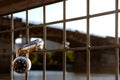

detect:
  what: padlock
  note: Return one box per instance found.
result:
[13,39,44,73]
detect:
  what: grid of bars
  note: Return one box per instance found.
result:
[0,0,118,80]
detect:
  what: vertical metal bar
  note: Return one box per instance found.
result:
[86,0,90,80]
[115,0,119,80]
[43,2,46,80]
[63,0,66,80]
[25,9,29,80]
[26,9,30,56]
[10,14,14,80]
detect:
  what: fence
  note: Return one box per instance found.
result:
[0,0,119,80]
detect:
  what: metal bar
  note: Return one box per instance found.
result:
[1,1,120,80]
[43,2,46,80]
[10,14,14,80]
[25,9,29,80]
[46,9,120,25]
[1,10,120,34]
[35,44,120,53]
[115,0,119,80]
[14,44,120,54]
[63,0,66,80]
[26,9,30,57]
[90,45,119,50]
[86,0,90,80]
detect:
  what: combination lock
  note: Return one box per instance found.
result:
[13,56,31,73]
[13,39,44,73]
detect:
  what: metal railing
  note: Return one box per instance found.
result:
[0,0,119,80]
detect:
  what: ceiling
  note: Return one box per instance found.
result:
[0,0,63,16]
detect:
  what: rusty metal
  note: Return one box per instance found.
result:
[0,0,120,80]
[115,0,119,80]
[1,10,120,34]
[10,14,14,80]
[63,0,66,80]
[86,0,90,80]
[46,9,120,25]
[43,2,46,80]
[25,9,29,80]
[26,9,29,58]
[35,45,120,53]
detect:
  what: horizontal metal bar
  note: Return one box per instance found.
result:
[36,44,120,53]
[0,10,120,34]
[90,45,119,50]
[46,9,120,25]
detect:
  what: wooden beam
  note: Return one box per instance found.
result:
[0,0,63,16]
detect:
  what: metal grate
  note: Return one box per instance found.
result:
[0,0,119,80]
